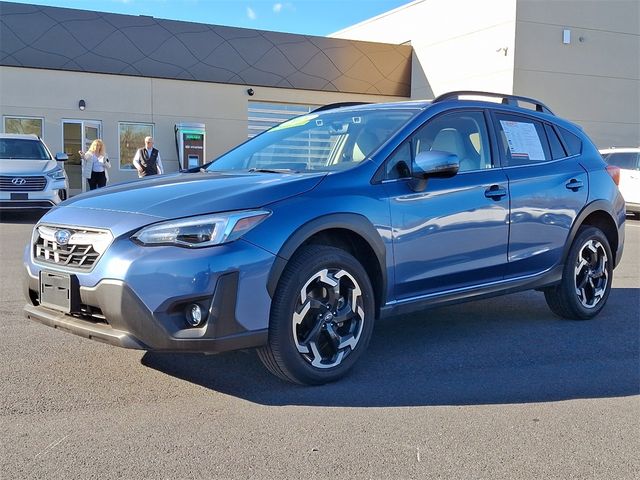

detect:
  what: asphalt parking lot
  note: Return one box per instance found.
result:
[1,212,638,479]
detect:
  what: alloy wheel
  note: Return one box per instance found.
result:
[292,268,365,369]
[574,239,609,309]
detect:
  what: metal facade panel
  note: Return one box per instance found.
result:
[0,1,412,96]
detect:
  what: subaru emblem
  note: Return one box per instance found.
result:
[11,177,26,186]
[54,229,71,245]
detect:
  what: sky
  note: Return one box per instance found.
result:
[7,0,414,36]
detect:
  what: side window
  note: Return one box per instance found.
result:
[544,124,567,160]
[494,113,551,166]
[557,127,582,156]
[385,110,492,180]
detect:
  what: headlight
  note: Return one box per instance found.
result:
[131,210,271,248]
[46,166,66,180]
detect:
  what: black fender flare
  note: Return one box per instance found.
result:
[266,213,387,302]
[562,200,621,267]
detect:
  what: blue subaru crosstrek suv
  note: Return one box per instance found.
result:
[24,91,625,385]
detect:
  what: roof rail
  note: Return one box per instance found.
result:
[312,102,369,113]
[432,91,555,115]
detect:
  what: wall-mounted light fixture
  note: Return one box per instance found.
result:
[78,99,86,111]
[246,88,255,96]
[563,29,571,44]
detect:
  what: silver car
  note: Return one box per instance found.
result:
[0,133,69,210]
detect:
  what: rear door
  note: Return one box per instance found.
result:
[492,111,588,278]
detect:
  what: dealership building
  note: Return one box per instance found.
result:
[1,0,638,193]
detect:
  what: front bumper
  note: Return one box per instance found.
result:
[24,225,275,353]
[24,271,268,353]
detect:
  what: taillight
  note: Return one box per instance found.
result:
[606,165,620,185]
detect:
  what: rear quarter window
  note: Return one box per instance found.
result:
[557,127,582,156]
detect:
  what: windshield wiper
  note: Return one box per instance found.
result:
[248,168,298,174]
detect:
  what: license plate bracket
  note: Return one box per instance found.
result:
[11,193,28,200]
[40,271,80,313]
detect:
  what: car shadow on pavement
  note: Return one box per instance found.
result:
[141,288,639,407]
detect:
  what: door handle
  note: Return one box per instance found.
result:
[565,179,584,191]
[484,185,507,200]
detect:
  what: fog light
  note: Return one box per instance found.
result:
[185,303,204,327]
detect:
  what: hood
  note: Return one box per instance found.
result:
[0,158,58,175]
[61,170,327,218]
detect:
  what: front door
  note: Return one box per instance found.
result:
[383,110,510,301]
[62,120,102,195]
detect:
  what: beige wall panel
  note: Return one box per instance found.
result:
[514,69,640,146]
[514,21,640,79]
[244,85,403,105]
[152,80,246,120]
[516,0,640,35]
[514,69,639,122]
[570,120,640,149]
[0,67,152,113]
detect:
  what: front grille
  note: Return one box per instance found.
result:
[0,200,55,209]
[0,175,47,191]
[33,225,113,271]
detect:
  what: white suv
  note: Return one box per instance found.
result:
[0,134,69,210]
[600,147,640,219]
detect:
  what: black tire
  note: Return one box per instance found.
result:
[544,226,613,320]
[257,245,375,385]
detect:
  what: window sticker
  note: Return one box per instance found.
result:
[500,120,545,161]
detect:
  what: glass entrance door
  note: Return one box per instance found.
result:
[63,120,102,195]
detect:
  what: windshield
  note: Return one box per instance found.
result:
[0,139,50,160]
[207,108,418,173]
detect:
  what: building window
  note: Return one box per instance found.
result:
[119,122,154,170]
[248,102,319,138]
[4,116,44,137]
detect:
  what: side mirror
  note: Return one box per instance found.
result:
[55,152,69,161]
[409,150,459,192]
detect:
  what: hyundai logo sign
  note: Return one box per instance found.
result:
[54,229,71,245]
[11,178,26,186]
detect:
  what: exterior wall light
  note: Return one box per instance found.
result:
[78,99,86,111]
[247,88,255,96]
